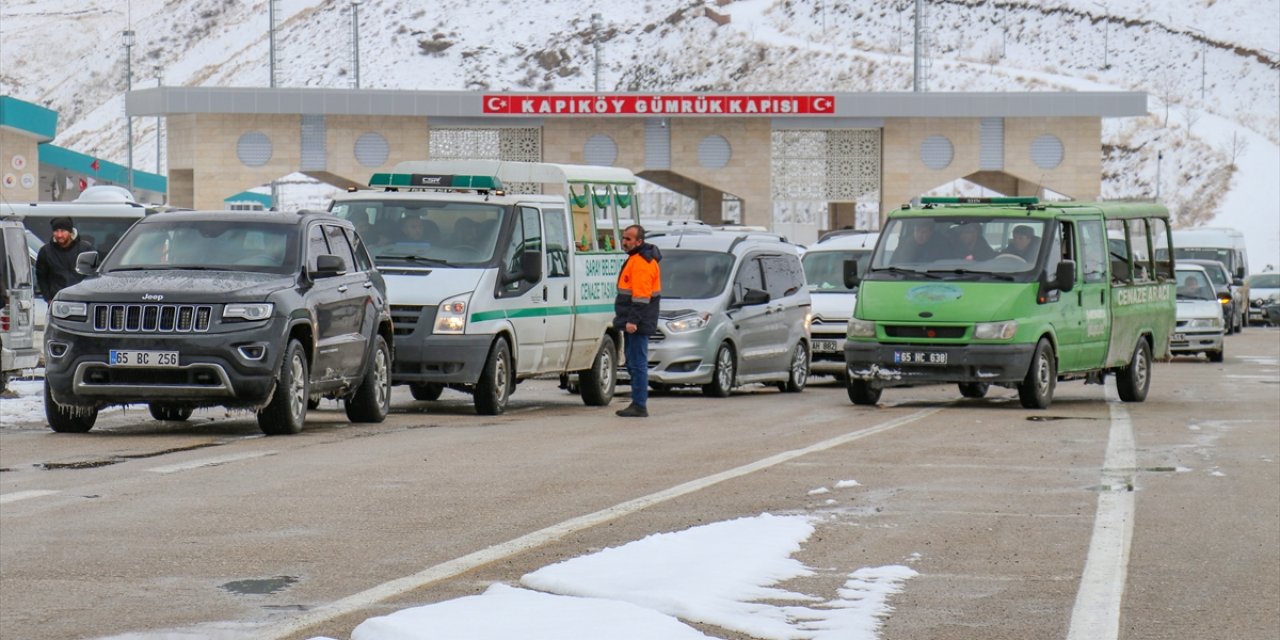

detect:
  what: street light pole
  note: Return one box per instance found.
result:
[592,13,603,93]
[1092,2,1108,69]
[123,29,135,193]
[351,1,362,89]
[155,65,163,176]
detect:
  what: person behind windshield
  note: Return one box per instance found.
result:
[952,222,996,262]
[894,220,951,264]
[1004,225,1040,261]
[1179,274,1209,299]
[401,215,437,245]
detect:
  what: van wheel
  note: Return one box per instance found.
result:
[148,403,193,422]
[702,343,735,398]
[1116,339,1152,402]
[410,382,444,401]
[44,379,97,433]
[579,336,616,407]
[475,338,511,415]
[847,379,882,405]
[778,341,809,393]
[1207,346,1225,363]
[1017,339,1056,409]
[346,335,391,423]
[958,382,989,398]
[258,340,309,435]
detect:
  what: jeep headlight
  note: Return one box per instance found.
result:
[434,293,469,334]
[1186,317,1222,329]
[665,312,710,333]
[847,318,876,338]
[50,300,88,320]
[223,302,274,322]
[974,320,1018,340]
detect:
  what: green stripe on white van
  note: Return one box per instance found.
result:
[470,304,614,323]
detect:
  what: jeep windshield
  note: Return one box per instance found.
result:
[101,220,299,275]
[659,250,735,299]
[867,216,1049,282]
[329,200,505,267]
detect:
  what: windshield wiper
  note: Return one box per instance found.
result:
[376,254,451,266]
[928,268,1017,282]
[871,266,940,279]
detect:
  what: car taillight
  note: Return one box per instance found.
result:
[1,312,9,331]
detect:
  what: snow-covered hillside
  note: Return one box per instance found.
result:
[1,0,1277,266]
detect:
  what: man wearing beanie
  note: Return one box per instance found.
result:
[36,217,95,301]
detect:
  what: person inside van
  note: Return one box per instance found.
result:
[1003,225,1040,261]
[952,222,996,261]
[401,214,438,245]
[35,216,94,300]
[894,220,950,264]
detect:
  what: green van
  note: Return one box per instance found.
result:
[843,198,1175,409]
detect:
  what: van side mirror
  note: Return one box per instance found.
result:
[842,259,861,289]
[737,288,770,307]
[502,250,542,285]
[74,251,100,276]
[312,254,346,278]
[1054,259,1076,292]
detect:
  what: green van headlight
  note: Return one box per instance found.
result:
[847,319,876,337]
[974,320,1018,340]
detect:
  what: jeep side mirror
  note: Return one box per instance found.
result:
[1055,259,1076,293]
[312,254,346,278]
[74,251,100,276]
[842,259,861,289]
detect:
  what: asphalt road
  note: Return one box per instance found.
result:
[1,329,1277,640]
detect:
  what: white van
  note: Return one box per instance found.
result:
[328,160,640,414]
[799,231,879,379]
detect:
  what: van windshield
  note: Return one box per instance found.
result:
[1173,247,1236,274]
[659,250,735,299]
[330,200,506,267]
[802,249,871,292]
[869,217,1048,279]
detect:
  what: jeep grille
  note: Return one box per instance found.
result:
[92,304,213,333]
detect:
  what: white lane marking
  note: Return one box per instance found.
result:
[258,408,940,639]
[1067,391,1136,640]
[0,490,59,505]
[147,451,275,474]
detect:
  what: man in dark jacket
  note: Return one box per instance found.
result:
[613,224,662,418]
[36,216,94,300]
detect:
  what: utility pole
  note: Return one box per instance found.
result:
[351,1,362,89]
[123,29,135,192]
[912,0,923,92]
[592,13,603,93]
[155,65,163,176]
[269,0,280,87]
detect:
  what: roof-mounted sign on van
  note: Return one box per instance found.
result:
[367,173,504,192]
[920,196,1040,205]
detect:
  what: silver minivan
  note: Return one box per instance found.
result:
[639,230,812,396]
[1,217,40,391]
[799,230,879,379]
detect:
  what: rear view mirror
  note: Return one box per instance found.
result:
[74,251,100,276]
[842,259,861,289]
[737,288,770,307]
[312,254,346,278]
[1055,259,1076,293]
[502,250,542,285]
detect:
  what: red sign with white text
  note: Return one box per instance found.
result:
[482,94,836,116]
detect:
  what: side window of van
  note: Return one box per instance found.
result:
[734,255,765,300]
[1148,217,1174,280]
[498,207,543,297]
[1078,220,1107,284]
[1127,219,1154,283]
[543,208,571,278]
[761,255,804,299]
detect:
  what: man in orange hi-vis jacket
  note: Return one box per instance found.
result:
[613,224,662,418]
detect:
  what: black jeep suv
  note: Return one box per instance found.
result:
[43,210,393,435]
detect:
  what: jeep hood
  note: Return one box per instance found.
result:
[856,280,1034,322]
[63,271,296,302]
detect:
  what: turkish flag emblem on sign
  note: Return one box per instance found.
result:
[90,158,100,172]
[78,177,88,191]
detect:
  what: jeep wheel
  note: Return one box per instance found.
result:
[149,403,194,421]
[475,338,512,415]
[778,341,809,393]
[579,336,616,406]
[847,379,882,405]
[44,379,97,433]
[958,382,990,398]
[410,382,444,401]
[258,339,309,435]
[702,342,735,398]
[1017,338,1056,409]
[1116,338,1152,402]
[346,335,391,423]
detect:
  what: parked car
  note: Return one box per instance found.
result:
[42,210,393,434]
[1246,272,1280,325]
[1178,258,1244,333]
[1,217,40,391]
[635,229,812,396]
[799,231,879,379]
[1172,264,1225,362]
